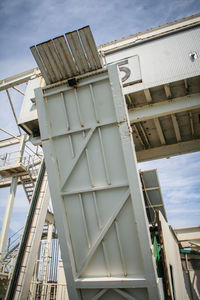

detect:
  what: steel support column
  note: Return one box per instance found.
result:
[0,176,18,261]
[16,134,26,163]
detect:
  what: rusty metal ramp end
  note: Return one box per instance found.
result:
[30,26,103,85]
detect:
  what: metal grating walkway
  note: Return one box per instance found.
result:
[30,26,103,85]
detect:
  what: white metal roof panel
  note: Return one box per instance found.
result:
[53,36,78,77]
[79,26,102,69]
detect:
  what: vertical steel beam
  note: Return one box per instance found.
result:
[144,89,152,103]
[0,176,18,261]
[171,114,181,142]
[154,118,166,145]
[138,122,150,146]
[108,64,163,300]
[16,134,26,163]
[164,84,172,99]
[189,112,194,136]
[35,87,81,300]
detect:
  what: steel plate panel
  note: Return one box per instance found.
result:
[35,66,163,299]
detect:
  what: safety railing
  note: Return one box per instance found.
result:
[0,227,24,277]
[28,282,68,300]
[0,151,41,189]
[6,226,24,254]
[0,150,41,169]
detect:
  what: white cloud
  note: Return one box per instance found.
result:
[139,152,200,228]
[0,0,200,235]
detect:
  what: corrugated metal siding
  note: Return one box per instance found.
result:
[104,26,200,93]
[30,26,103,85]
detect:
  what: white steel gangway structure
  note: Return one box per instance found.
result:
[0,13,200,300]
[0,133,55,298]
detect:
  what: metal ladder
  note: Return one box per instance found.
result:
[6,160,50,300]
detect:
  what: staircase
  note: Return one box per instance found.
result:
[20,170,35,202]
[20,154,41,202]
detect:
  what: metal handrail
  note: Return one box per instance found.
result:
[7,226,23,241]
[0,151,41,180]
[6,227,24,253]
[6,159,46,299]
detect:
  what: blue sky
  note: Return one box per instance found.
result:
[0,0,200,238]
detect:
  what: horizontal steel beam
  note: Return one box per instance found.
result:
[128,93,200,123]
[136,139,200,162]
[75,277,147,288]
[0,68,41,91]
[0,136,21,148]
[174,226,200,249]
[174,226,200,242]
[45,211,55,224]
[0,177,21,188]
